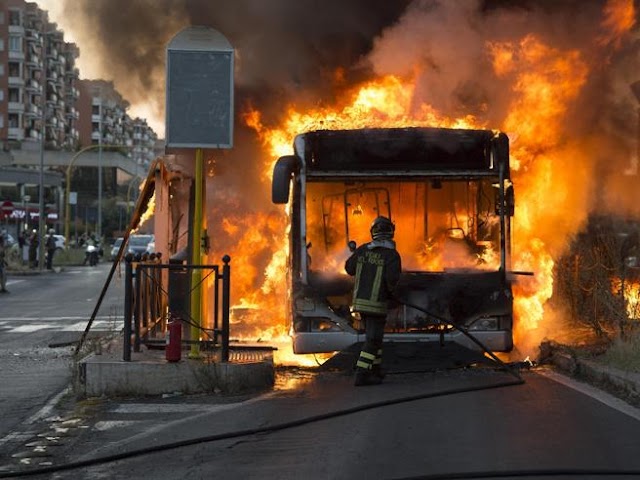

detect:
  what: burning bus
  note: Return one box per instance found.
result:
[272,126,516,354]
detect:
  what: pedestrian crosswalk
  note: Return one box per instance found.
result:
[0,317,123,333]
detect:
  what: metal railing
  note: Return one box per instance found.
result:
[122,253,232,362]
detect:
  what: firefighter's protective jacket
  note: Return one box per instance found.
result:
[345,240,402,315]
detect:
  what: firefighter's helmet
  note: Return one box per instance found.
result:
[370,216,395,240]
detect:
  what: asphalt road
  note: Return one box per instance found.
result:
[4,367,640,480]
[2,264,640,479]
[0,262,124,444]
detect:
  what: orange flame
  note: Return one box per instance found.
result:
[228,0,637,361]
[611,277,640,320]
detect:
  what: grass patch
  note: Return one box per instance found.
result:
[53,248,86,266]
[5,246,87,270]
[599,331,640,373]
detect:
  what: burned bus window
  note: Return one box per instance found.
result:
[305,179,501,273]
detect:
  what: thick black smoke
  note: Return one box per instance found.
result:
[58,0,640,216]
[58,0,411,128]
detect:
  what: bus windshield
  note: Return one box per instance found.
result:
[305,179,501,274]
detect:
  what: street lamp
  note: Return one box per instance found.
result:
[64,144,136,245]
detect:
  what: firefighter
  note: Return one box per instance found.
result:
[345,216,402,386]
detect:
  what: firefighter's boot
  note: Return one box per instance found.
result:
[371,349,385,380]
[354,368,382,386]
[354,347,382,386]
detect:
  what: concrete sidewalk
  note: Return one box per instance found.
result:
[79,344,276,397]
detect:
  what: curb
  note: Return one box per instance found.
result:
[541,342,640,406]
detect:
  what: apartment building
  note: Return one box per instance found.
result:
[0,1,159,239]
[0,0,79,150]
[76,79,158,168]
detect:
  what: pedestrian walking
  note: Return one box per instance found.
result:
[0,233,8,293]
[345,216,402,386]
[28,229,39,269]
[45,229,56,270]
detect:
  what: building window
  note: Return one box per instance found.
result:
[0,90,4,101]
[8,113,20,128]
[0,12,4,24]
[9,36,22,52]
[8,62,21,77]
[0,115,4,128]
[9,10,21,26]
[8,88,20,103]
[0,39,4,52]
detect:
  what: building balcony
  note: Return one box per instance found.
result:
[9,25,25,35]
[8,128,25,141]
[24,104,40,118]
[8,76,25,87]
[25,79,41,93]
[25,29,40,42]
[8,51,26,61]
[26,57,42,70]
[8,102,25,113]
[25,128,41,141]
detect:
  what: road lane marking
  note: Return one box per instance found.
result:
[0,319,122,333]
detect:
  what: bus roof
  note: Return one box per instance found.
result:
[293,127,509,175]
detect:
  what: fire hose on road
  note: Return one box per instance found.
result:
[1,302,530,479]
[4,303,640,478]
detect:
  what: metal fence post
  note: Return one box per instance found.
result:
[214,265,220,345]
[221,255,231,362]
[134,260,141,352]
[123,256,133,361]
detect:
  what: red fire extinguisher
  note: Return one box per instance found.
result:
[166,315,182,362]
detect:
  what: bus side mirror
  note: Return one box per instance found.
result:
[348,240,357,252]
[272,155,300,204]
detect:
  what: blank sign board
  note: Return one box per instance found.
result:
[166,27,234,148]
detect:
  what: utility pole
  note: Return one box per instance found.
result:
[37,31,48,271]
[97,109,103,239]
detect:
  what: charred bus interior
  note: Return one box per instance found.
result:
[273,127,515,354]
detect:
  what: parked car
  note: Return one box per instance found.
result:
[1,231,16,248]
[127,234,154,257]
[110,237,124,261]
[53,234,66,250]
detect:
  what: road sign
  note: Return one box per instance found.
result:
[166,26,234,149]
[1,201,14,215]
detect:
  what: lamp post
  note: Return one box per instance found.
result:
[64,144,135,245]
[37,32,49,271]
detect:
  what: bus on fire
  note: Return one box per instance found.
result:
[271,127,515,354]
